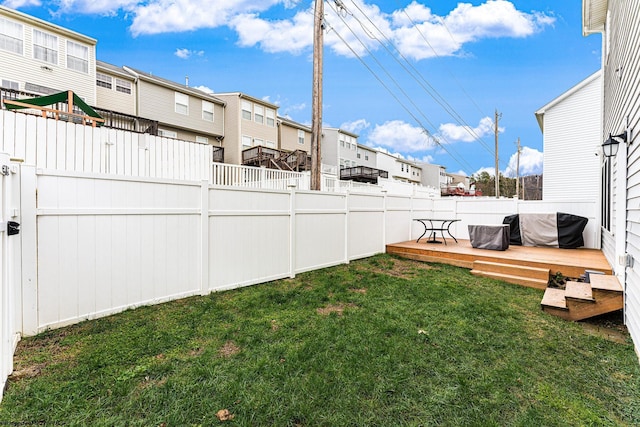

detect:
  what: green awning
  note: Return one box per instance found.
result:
[5,90,104,125]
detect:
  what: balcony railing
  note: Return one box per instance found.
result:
[1,87,160,135]
[242,146,311,172]
[340,166,389,184]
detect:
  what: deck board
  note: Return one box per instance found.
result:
[386,239,611,278]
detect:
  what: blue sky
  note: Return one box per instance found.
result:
[4,0,602,177]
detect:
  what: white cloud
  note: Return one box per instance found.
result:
[406,154,435,164]
[473,166,496,177]
[2,0,41,7]
[473,146,543,178]
[43,1,554,59]
[340,119,370,135]
[504,146,543,177]
[174,48,204,60]
[367,120,436,153]
[193,85,214,94]
[55,0,139,15]
[438,116,498,143]
[231,10,313,54]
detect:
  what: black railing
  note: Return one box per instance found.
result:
[212,146,224,163]
[1,87,159,135]
[340,166,389,183]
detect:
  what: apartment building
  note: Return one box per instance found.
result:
[376,150,422,184]
[214,93,279,165]
[0,5,97,104]
[278,116,311,154]
[120,66,226,146]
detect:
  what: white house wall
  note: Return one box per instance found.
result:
[541,73,602,201]
[599,0,640,356]
[0,7,96,104]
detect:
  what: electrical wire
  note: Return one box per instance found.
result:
[325,1,476,172]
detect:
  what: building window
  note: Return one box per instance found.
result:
[266,140,275,148]
[202,100,214,122]
[158,129,177,138]
[340,159,345,169]
[196,136,209,144]
[175,92,189,115]
[298,130,305,145]
[115,79,131,94]
[33,29,58,65]
[0,18,23,55]
[357,153,361,159]
[254,105,264,124]
[254,138,264,146]
[266,109,275,127]
[1,79,19,90]
[242,101,251,120]
[365,154,369,161]
[242,135,252,147]
[96,72,112,89]
[66,41,88,73]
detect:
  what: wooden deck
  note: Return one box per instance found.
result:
[386,239,612,278]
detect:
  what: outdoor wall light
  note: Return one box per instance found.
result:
[602,131,628,158]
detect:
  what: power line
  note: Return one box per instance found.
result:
[341,0,505,169]
[324,3,475,172]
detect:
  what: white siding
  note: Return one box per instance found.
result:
[600,0,640,357]
[540,72,602,201]
[0,8,96,104]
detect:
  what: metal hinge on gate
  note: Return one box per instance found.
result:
[1,165,9,176]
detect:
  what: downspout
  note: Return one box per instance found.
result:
[122,66,140,117]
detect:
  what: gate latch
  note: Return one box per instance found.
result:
[7,221,19,235]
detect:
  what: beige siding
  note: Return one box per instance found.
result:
[541,73,602,201]
[95,72,136,115]
[137,80,224,138]
[217,95,241,164]
[279,122,311,153]
[603,0,640,355]
[0,9,96,103]
[215,93,278,165]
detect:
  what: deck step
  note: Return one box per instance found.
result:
[541,288,572,320]
[541,287,567,309]
[541,277,624,321]
[470,270,549,289]
[471,261,550,280]
[565,281,594,302]
[471,261,549,289]
[590,274,623,292]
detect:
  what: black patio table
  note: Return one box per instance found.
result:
[413,218,461,245]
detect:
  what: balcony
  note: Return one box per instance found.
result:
[242,146,311,172]
[1,87,159,135]
[340,166,388,184]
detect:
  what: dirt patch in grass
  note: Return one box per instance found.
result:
[349,288,367,294]
[316,303,358,316]
[580,311,629,344]
[9,332,82,382]
[357,257,433,279]
[218,341,241,358]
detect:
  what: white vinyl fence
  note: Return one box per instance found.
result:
[0,110,604,400]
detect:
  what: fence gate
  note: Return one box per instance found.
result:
[0,153,22,400]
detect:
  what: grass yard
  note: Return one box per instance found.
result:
[1,254,639,426]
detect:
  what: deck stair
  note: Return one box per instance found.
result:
[470,260,549,289]
[541,275,623,321]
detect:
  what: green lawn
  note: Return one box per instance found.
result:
[1,255,639,426]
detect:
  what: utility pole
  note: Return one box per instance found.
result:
[515,137,521,198]
[310,0,324,191]
[494,109,501,198]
